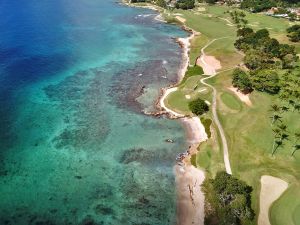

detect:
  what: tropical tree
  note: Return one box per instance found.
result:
[270,114,282,125]
[281,106,289,113]
[294,104,300,112]
[188,98,209,116]
[291,144,300,156]
[272,140,283,156]
[271,128,281,155]
[269,104,281,124]
[291,132,300,156]
[288,99,295,108]
[271,124,289,156]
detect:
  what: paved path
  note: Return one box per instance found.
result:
[199,38,233,174]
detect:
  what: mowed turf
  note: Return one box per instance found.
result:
[210,70,300,224]
[165,75,211,115]
[220,92,242,111]
[163,5,300,224]
[270,184,300,225]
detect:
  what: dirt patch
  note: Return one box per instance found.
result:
[227,86,252,106]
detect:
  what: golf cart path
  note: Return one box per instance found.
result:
[199,38,233,174]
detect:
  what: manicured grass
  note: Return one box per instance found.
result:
[180,65,204,85]
[178,9,236,38]
[189,35,209,65]
[164,89,190,114]
[200,117,212,138]
[165,75,212,115]
[220,92,242,111]
[270,184,300,225]
[164,6,300,224]
[211,70,300,224]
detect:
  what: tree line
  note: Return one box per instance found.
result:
[233,27,298,95]
[241,0,300,13]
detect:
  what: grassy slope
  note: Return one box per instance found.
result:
[270,184,300,225]
[163,4,300,225]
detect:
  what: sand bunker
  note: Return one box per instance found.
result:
[258,175,288,225]
[197,7,206,12]
[176,16,186,24]
[228,86,252,106]
[196,55,221,75]
[185,94,191,99]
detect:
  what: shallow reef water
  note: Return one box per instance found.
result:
[0,0,188,224]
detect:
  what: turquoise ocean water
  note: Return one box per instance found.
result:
[0,1,188,224]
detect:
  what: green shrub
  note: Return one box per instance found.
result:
[175,0,195,10]
[188,98,209,115]
[287,25,300,42]
[232,68,253,94]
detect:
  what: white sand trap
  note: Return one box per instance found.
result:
[205,100,211,106]
[197,7,206,12]
[197,55,221,75]
[228,86,252,106]
[175,16,186,24]
[198,88,207,93]
[185,94,191,99]
[175,165,205,225]
[227,23,234,26]
[258,175,288,225]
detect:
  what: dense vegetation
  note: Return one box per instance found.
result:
[202,171,255,225]
[175,0,195,9]
[188,98,209,115]
[232,68,253,94]
[241,0,300,12]
[130,0,166,8]
[232,26,300,156]
[287,25,300,42]
[234,27,298,95]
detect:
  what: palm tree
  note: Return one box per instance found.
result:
[270,104,281,113]
[271,124,289,156]
[278,123,287,132]
[271,128,281,155]
[272,140,283,156]
[270,114,282,124]
[294,104,300,112]
[291,144,300,156]
[291,132,300,156]
[288,99,295,108]
[281,106,289,113]
[269,104,281,125]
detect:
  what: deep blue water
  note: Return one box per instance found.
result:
[0,1,188,224]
